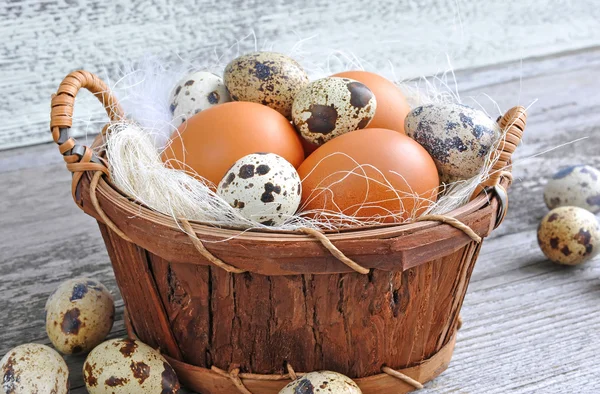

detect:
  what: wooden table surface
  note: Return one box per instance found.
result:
[2,46,600,393]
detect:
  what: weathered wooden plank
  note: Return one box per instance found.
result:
[3,0,600,149]
[1,46,600,393]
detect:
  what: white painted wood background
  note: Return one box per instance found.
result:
[2,0,600,149]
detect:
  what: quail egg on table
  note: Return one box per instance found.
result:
[83,338,180,394]
[224,51,309,119]
[217,153,301,226]
[292,77,377,146]
[1,343,69,394]
[279,371,362,394]
[45,277,115,354]
[544,165,600,213]
[537,206,600,265]
[405,103,500,182]
[170,71,231,125]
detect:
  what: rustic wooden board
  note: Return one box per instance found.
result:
[1,47,600,393]
[3,0,600,149]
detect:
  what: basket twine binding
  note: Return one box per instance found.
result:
[209,362,426,393]
[124,306,463,392]
[51,70,526,392]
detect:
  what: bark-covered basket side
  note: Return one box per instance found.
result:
[106,235,482,378]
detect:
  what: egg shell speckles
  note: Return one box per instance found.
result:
[544,165,600,213]
[278,371,362,394]
[224,51,309,119]
[45,278,115,355]
[292,77,376,145]
[537,206,600,265]
[1,343,69,394]
[83,338,180,394]
[217,153,301,226]
[404,103,500,181]
[170,71,231,126]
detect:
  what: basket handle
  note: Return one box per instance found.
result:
[479,105,527,228]
[485,106,527,187]
[50,70,123,197]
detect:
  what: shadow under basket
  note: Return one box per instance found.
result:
[50,70,527,393]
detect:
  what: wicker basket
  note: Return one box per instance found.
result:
[50,70,526,394]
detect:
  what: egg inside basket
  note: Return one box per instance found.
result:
[106,51,506,233]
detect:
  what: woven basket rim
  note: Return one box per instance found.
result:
[91,133,496,242]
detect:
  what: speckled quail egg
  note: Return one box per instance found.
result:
[292,77,377,145]
[537,206,600,265]
[170,71,231,125]
[1,343,69,394]
[279,371,362,394]
[224,51,309,119]
[544,165,600,213]
[217,153,302,226]
[405,103,500,182]
[45,278,115,354]
[83,338,180,394]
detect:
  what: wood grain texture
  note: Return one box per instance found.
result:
[2,0,600,149]
[1,46,600,393]
[142,242,477,386]
[164,336,457,394]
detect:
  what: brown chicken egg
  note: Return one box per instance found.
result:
[300,137,319,157]
[298,128,439,224]
[161,101,304,186]
[332,70,410,133]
